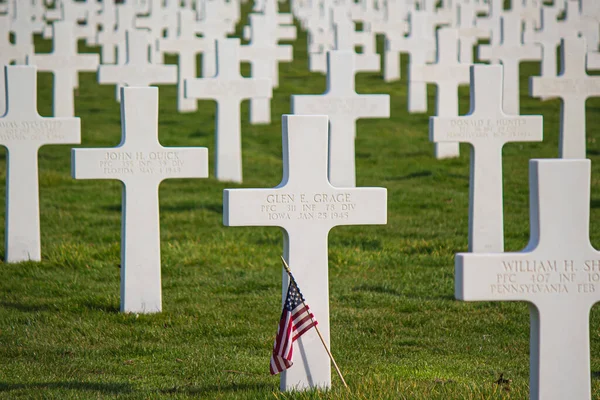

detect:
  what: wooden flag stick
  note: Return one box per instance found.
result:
[280,256,349,389]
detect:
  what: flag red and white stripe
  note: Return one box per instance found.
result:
[269,279,318,375]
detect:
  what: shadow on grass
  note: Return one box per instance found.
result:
[0,301,56,312]
[80,299,120,313]
[591,199,600,209]
[189,130,212,138]
[353,284,402,297]
[102,203,223,214]
[161,382,273,395]
[0,381,133,394]
[385,171,432,181]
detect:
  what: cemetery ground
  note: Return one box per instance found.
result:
[2,17,600,400]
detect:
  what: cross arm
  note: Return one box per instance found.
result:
[185,78,272,101]
[430,114,543,144]
[456,252,600,304]
[223,188,286,228]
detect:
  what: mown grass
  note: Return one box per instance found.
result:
[1,5,600,399]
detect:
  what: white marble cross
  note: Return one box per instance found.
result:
[0,66,80,262]
[479,14,542,115]
[72,87,209,313]
[455,0,490,63]
[224,114,387,391]
[135,0,176,63]
[185,39,272,183]
[158,9,209,113]
[332,9,379,73]
[431,65,543,252]
[8,1,44,64]
[97,2,136,65]
[410,28,471,159]
[195,2,237,78]
[405,11,445,113]
[98,29,177,102]
[28,21,100,117]
[95,0,120,64]
[0,15,24,116]
[456,158,599,400]
[240,14,292,124]
[524,6,568,86]
[530,37,600,159]
[374,0,409,81]
[292,51,390,188]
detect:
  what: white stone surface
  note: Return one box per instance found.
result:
[223,114,387,391]
[240,14,293,124]
[98,29,177,102]
[98,2,136,66]
[72,87,209,313]
[185,39,272,183]
[411,28,470,159]
[0,66,81,262]
[589,52,600,70]
[455,0,490,63]
[9,0,45,64]
[135,0,177,63]
[292,51,389,188]
[456,158,599,400]
[479,14,542,115]
[431,65,543,252]
[28,21,99,117]
[195,0,237,77]
[405,11,444,113]
[530,37,600,159]
[524,6,564,88]
[158,9,209,113]
[0,15,24,116]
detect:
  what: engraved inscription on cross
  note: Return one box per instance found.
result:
[240,14,293,124]
[28,21,100,117]
[479,14,541,115]
[224,114,387,391]
[98,29,177,102]
[291,51,390,188]
[0,66,80,263]
[411,28,471,159]
[185,38,272,183]
[72,87,208,313]
[530,37,600,159]
[456,159,600,400]
[158,9,210,113]
[431,65,543,253]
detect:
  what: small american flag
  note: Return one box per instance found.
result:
[269,277,318,375]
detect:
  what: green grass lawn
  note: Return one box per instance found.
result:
[1,8,600,399]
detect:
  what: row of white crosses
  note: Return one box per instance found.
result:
[0,64,209,313]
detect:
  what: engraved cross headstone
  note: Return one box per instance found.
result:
[185,38,272,183]
[456,158,599,400]
[292,51,390,188]
[158,9,210,112]
[530,37,600,159]
[431,65,543,252]
[411,28,471,159]
[240,14,292,124]
[0,15,23,116]
[224,114,387,391]
[28,21,100,117]
[479,14,542,115]
[98,29,177,102]
[0,66,80,262]
[9,0,44,64]
[72,87,209,313]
